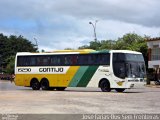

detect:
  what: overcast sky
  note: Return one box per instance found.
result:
[0,0,160,51]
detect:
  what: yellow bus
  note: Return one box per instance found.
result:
[14,49,146,92]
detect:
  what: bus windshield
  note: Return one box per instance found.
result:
[125,54,144,62]
[126,62,146,78]
[113,53,146,79]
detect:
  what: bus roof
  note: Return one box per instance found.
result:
[16,49,141,56]
[110,50,142,54]
[52,49,95,53]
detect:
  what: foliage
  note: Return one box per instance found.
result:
[0,33,38,73]
[5,56,15,74]
[64,48,73,50]
[99,40,116,50]
[78,33,148,67]
[41,49,45,52]
[1,32,149,74]
[79,45,90,49]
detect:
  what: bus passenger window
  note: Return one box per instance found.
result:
[88,55,93,65]
[17,57,24,66]
[64,56,71,65]
[71,56,77,65]
[95,54,100,65]
[30,57,36,66]
[77,55,84,65]
[42,57,50,66]
[51,56,59,65]
[24,57,30,66]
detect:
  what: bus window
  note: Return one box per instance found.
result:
[17,56,23,66]
[88,54,95,65]
[43,56,50,66]
[113,62,125,79]
[97,54,110,65]
[51,56,56,65]
[113,53,125,79]
[71,55,78,65]
[50,55,62,66]
[24,57,30,66]
[30,57,36,66]
[64,55,72,65]
[77,55,88,65]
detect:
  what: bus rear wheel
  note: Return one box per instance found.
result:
[41,79,50,90]
[56,87,66,91]
[31,79,40,90]
[100,80,111,92]
[115,88,125,92]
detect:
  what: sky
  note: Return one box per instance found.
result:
[0,0,160,51]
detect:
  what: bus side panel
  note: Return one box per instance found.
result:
[15,74,59,87]
[15,74,24,86]
[68,66,99,87]
[48,75,58,87]
[57,66,80,87]
[68,66,89,87]
[76,66,99,87]
[14,66,80,87]
[87,66,112,87]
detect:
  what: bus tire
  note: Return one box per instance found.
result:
[56,87,66,91]
[31,79,40,90]
[99,80,111,92]
[41,79,50,90]
[115,88,125,92]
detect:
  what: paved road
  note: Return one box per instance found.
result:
[0,80,160,114]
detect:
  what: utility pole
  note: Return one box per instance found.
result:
[89,20,98,42]
[34,38,38,50]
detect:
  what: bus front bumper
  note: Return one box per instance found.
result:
[124,78,146,89]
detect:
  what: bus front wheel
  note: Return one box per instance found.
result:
[115,88,125,92]
[31,79,40,90]
[100,80,111,92]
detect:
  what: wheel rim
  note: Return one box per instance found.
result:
[41,80,49,90]
[102,82,108,91]
[34,82,38,89]
[100,81,110,92]
[32,81,40,90]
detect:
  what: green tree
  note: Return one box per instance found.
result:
[114,33,145,50]
[79,45,90,49]
[79,41,101,50]
[41,49,45,52]
[114,33,148,67]
[0,33,38,74]
[89,41,101,50]
[78,33,148,67]
[5,56,15,74]
[64,48,73,50]
[99,40,116,50]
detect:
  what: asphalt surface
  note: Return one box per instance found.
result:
[0,80,160,114]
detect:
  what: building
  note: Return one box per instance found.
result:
[147,37,160,81]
